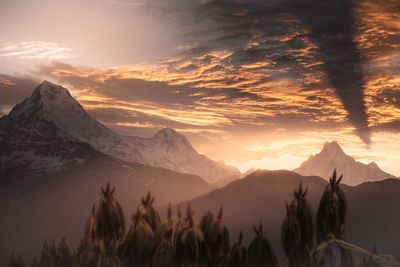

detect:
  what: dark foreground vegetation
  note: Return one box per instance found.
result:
[9,170,392,267]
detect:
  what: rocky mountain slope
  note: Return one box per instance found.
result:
[293,141,395,185]
[0,80,239,183]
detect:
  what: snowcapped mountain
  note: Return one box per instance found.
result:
[293,141,396,185]
[0,83,101,177]
[0,81,240,182]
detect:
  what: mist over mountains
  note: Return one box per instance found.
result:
[180,170,400,263]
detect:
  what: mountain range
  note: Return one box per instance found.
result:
[0,80,240,183]
[294,141,396,185]
[1,81,400,264]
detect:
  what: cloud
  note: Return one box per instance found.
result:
[0,41,75,60]
[30,56,399,160]
[1,68,399,174]
[288,0,370,143]
[133,0,399,144]
[375,89,400,108]
[109,0,144,7]
[371,121,400,133]
[37,62,348,132]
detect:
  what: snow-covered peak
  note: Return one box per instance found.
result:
[33,80,82,113]
[9,80,82,119]
[33,80,71,99]
[154,127,178,138]
[8,81,122,153]
[294,141,396,185]
[321,141,345,155]
[153,128,194,150]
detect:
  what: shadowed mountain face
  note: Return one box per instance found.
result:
[293,141,395,185]
[0,80,240,183]
[182,170,400,263]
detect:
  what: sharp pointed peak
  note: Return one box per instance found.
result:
[153,128,189,142]
[321,141,345,154]
[33,80,71,97]
[368,162,380,170]
[8,80,84,122]
[154,127,179,137]
[40,80,58,87]
[323,140,340,148]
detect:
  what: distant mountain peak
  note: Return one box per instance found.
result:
[368,162,380,170]
[294,141,396,185]
[154,127,179,138]
[153,127,195,151]
[321,141,345,155]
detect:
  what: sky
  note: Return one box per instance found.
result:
[0,0,399,175]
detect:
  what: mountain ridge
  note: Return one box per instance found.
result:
[1,81,240,183]
[180,169,400,263]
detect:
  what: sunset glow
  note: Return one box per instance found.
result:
[0,0,399,174]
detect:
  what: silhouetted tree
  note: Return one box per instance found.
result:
[175,203,204,267]
[11,175,400,267]
[315,170,352,267]
[94,183,125,250]
[138,192,161,232]
[226,231,247,267]
[282,202,301,267]
[9,253,24,267]
[282,182,315,267]
[118,208,155,267]
[316,170,346,242]
[199,207,230,266]
[152,204,176,267]
[247,223,279,267]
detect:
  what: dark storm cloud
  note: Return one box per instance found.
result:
[188,0,371,143]
[139,0,399,144]
[375,89,400,108]
[37,62,263,107]
[371,121,400,134]
[36,62,344,136]
[289,0,370,144]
